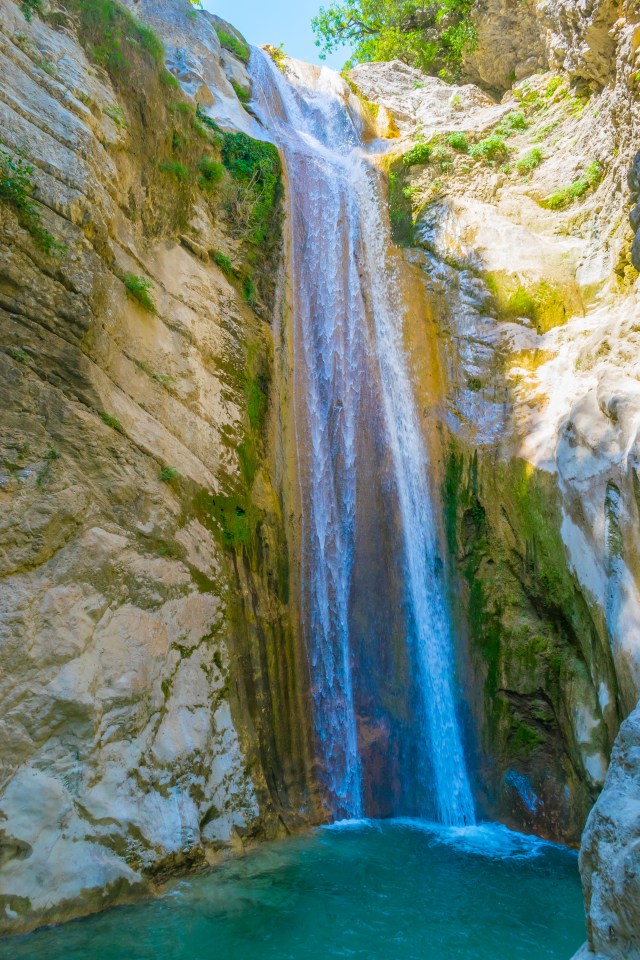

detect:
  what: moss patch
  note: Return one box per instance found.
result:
[443,444,620,842]
[484,273,575,334]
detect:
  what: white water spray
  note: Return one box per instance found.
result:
[250,49,474,825]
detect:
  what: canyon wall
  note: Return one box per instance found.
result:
[0,0,316,935]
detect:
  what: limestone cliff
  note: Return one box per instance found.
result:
[0,0,314,935]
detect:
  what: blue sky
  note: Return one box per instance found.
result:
[201,0,351,70]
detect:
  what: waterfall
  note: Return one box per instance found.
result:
[250,49,475,826]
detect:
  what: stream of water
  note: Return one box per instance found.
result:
[250,49,474,824]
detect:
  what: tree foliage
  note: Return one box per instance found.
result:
[312,0,477,77]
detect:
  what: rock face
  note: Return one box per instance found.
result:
[577,706,640,959]
[0,0,314,935]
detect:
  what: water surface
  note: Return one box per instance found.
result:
[6,820,585,960]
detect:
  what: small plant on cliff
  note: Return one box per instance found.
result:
[36,449,60,487]
[158,466,181,483]
[232,81,251,107]
[542,160,603,209]
[121,272,157,313]
[469,134,508,163]
[215,28,250,64]
[99,411,123,432]
[212,250,236,278]
[403,139,431,167]
[265,43,287,72]
[198,156,225,188]
[104,103,127,128]
[0,148,65,254]
[516,147,542,175]
[446,131,469,152]
[496,110,527,135]
[158,160,189,182]
[21,0,41,22]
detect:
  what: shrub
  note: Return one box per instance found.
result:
[121,272,157,312]
[232,82,251,107]
[545,77,563,98]
[100,411,122,431]
[430,143,453,169]
[265,43,286,72]
[220,130,282,247]
[212,250,235,278]
[0,148,65,254]
[216,29,250,64]
[21,0,41,21]
[243,274,257,306]
[542,161,603,209]
[161,70,180,89]
[469,134,508,162]
[516,148,543,175]
[403,140,430,166]
[498,110,527,133]
[158,160,188,182]
[446,131,469,151]
[158,466,181,482]
[198,156,224,187]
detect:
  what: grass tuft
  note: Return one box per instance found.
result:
[542,161,602,209]
[516,148,543,175]
[121,272,157,313]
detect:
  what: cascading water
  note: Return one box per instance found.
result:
[250,49,475,826]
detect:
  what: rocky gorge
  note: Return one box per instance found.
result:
[0,0,639,957]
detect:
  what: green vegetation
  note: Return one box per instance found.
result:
[388,162,415,245]
[220,127,283,249]
[430,143,453,171]
[215,28,250,64]
[99,411,123,431]
[542,161,602,209]
[265,43,287,71]
[485,274,569,334]
[312,0,478,79]
[232,82,251,107]
[198,155,225,188]
[8,347,29,363]
[496,110,526,135]
[158,466,181,482]
[446,131,469,151]
[158,160,189,182]
[36,449,60,487]
[121,272,157,313]
[545,77,564,98]
[402,139,430,167]
[0,148,66,254]
[516,147,542,175]
[104,103,127,127]
[21,0,41,21]
[469,134,508,163]
[59,0,164,83]
[136,360,175,388]
[212,250,236,278]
